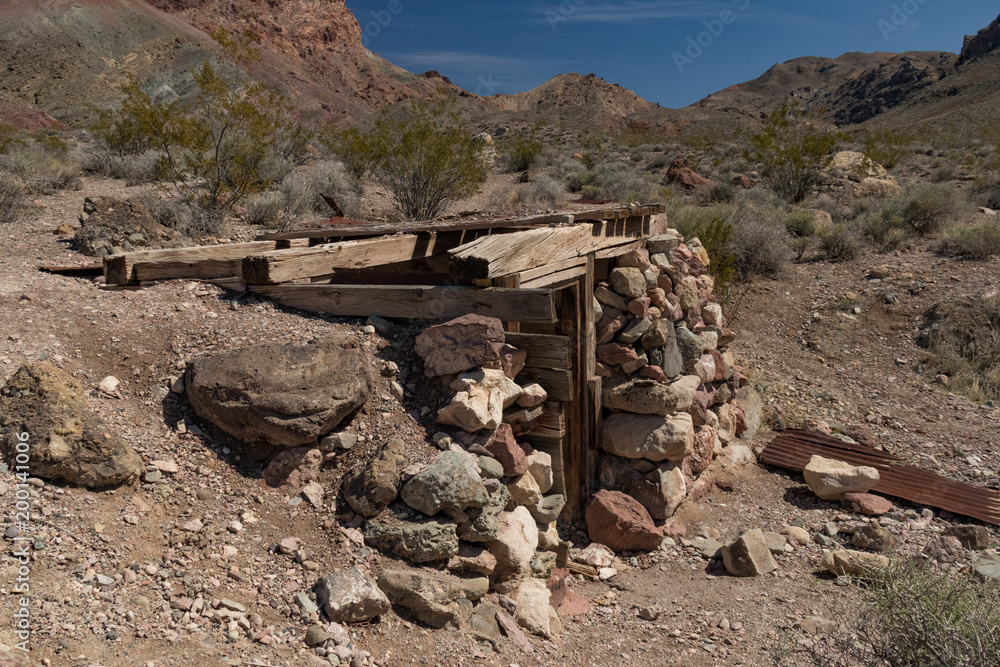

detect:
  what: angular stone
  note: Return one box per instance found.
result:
[377,569,487,629]
[675,278,699,310]
[602,412,695,462]
[488,506,539,590]
[468,602,503,641]
[714,404,737,444]
[437,370,522,432]
[447,544,498,577]
[414,314,505,377]
[585,489,663,552]
[484,424,528,476]
[521,448,553,494]
[458,484,510,543]
[186,336,372,447]
[821,549,890,577]
[702,303,724,328]
[0,363,142,487]
[617,318,652,345]
[596,343,639,367]
[721,529,777,577]
[840,493,893,516]
[762,531,787,555]
[803,455,880,501]
[602,374,699,415]
[682,425,716,476]
[599,455,685,520]
[943,525,991,551]
[342,437,406,518]
[620,353,648,374]
[401,450,489,517]
[647,231,683,255]
[513,578,560,638]
[516,383,548,408]
[528,494,565,524]
[315,568,390,623]
[477,456,504,480]
[363,520,459,563]
[596,307,628,345]
[262,447,322,488]
[674,326,702,372]
[595,285,628,311]
[508,472,542,507]
[974,555,1000,582]
[610,268,647,299]
[734,386,763,439]
[627,297,651,318]
[852,524,896,553]
[492,344,527,380]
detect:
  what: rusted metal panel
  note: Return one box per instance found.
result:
[761,430,1000,526]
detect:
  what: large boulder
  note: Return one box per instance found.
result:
[585,489,663,552]
[0,363,142,487]
[314,568,390,623]
[342,437,407,518]
[378,569,488,629]
[733,387,762,439]
[414,314,506,378]
[602,412,694,462]
[185,336,372,447]
[662,158,714,191]
[513,578,561,638]
[362,520,459,563]
[401,450,489,518]
[803,455,880,500]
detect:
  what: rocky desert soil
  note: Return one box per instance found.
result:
[0,176,998,667]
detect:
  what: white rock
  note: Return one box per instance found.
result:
[694,354,717,383]
[98,376,120,394]
[803,455,880,500]
[488,506,538,589]
[525,449,553,494]
[150,460,179,474]
[507,472,542,508]
[513,578,559,638]
[437,369,522,432]
[602,412,695,462]
[516,383,548,408]
[726,445,755,466]
[577,543,615,569]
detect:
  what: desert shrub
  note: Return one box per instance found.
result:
[858,128,912,169]
[669,206,738,289]
[576,133,605,169]
[646,154,670,171]
[790,236,812,260]
[785,209,816,238]
[0,147,81,194]
[698,180,736,205]
[83,148,159,186]
[487,175,566,212]
[501,129,544,173]
[280,161,360,220]
[326,100,487,220]
[819,224,859,261]
[811,193,852,223]
[932,163,957,182]
[895,183,966,235]
[745,101,838,203]
[728,201,791,276]
[940,222,1000,259]
[800,561,1000,667]
[0,123,26,154]
[856,209,911,252]
[0,175,27,224]
[591,162,651,203]
[93,27,307,217]
[242,191,283,227]
[969,173,1000,209]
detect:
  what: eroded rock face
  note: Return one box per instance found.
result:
[0,363,142,487]
[185,336,372,447]
[436,370,522,432]
[362,520,459,564]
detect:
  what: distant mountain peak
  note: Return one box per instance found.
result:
[958,13,1000,65]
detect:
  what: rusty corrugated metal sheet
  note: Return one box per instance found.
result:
[761,430,1000,526]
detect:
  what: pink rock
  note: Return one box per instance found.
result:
[594,362,613,378]
[585,490,663,552]
[627,297,651,318]
[415,314,506,377]
[596,308,628,345]
[647,287,668,311]
[547,570,592,617]
[664,293,684,321]
[596,343,639,366]
[496,610,534,654]
[688,385,716,427]
[263,447,323,488]
[656,274,673,295]
[485,344,528,380]
[639,365,669,383]
[681,426,716,477]
[841,493,893,516]
[662,521,687,540]
[710,350,727,381]
[484,424,529,476]
[673,244,693,262]
[686,254,707,278]
[516,383,548,408]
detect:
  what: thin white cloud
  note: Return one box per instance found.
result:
[389,51,535,74]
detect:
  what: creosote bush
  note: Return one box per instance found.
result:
[940,222,1000,259]
[501,128,545,173]
[819,224,859,261]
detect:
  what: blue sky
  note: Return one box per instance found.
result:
[343,0,1000,108]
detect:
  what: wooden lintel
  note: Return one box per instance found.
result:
[248,285,558,323]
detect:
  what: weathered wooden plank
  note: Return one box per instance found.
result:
[514,367,573,402]
[243,234,448,285]
[105,241,280,285]
[537,401,566,434]
[593,240,643,261]
[560,283,583,519]
[520,263,589,289]
[581,257,598,505]
[449,217,648,280]
[504,333,571,370]
[247,285,558,323]
[513,256,587,285]
[256,213,573,242]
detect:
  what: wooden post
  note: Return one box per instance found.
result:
[558,282,583,520]
[580,255,598,506]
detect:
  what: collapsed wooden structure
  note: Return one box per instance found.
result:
[102,205,667,517]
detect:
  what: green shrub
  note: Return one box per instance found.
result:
[941,222,1000,259]
[819,224,859,261]
[325,100,487,220]
[577,133,605,170]
[745,101,838,203]
[0,123,26,154]
[802,561,1000,667]
[501,129,544,173]
[668,206,737,290]
[0,175,27,224]
[487,175,566,212]
[784,209,816,238]
[858,128,912,169]
[242,191,283,227]
[698,181,736,205]
[857,210,911,252]
[896,183,966,235]
[791,236,811,260]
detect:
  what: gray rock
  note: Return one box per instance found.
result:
[609,268,647,300]
[762,531,787,555]
[852,524,896,553]
[598,455,686,520]
[363,520,459,563]
[690,537,723,559]
[528,494,565,524]
[468,602,503,641]
[377,569,488,629]
[320,432,359,452]
[342,437,406,518]
[414,314,505,378]
[304,624,329,647]
[0,363,142,488]
[401,450,489,518]
[973,555,1000,582]
[457,484,510,542]
[618,318,652,345]
[315,568,390,623]
[294,592,319,618]
[185,336,372,446]
[602,373,699,415]
[602,412,695,462]
[721,529,777,577]
[943,525,991,551]
[734,386,763,440]
[674,326,703,372]
[477,456,505,480]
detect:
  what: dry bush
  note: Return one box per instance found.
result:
[487,175,567,213]
[969,174,1000,209]
[940,222,1000,259]
[0,175,27,224]
[918,293,1000,402]
[83,148,159,186]
[280,161,360,221]
[242,191,284,227]
[1,147,81,194]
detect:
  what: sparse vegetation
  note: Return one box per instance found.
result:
[940,222,1000,259]
[0,146,81,194]
[0,175,27,224]
[918,292,1000,402]
[745,101,838,203]
[326,100,488,220]
[789,561,1000,667]
[819,224,860,261]
[501,127,545,173]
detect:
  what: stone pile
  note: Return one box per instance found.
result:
[339,314,565,638]
[593,230,757,541]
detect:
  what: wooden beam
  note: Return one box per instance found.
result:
[247,285,558,322]
[520,263,589,289]
[242,234,454,285]
[514,367,573,401]
[104,241,283,285]
[449,217,646,280]
[580,256,598,507]
[504,333,571,370]
[593,240,643,261]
